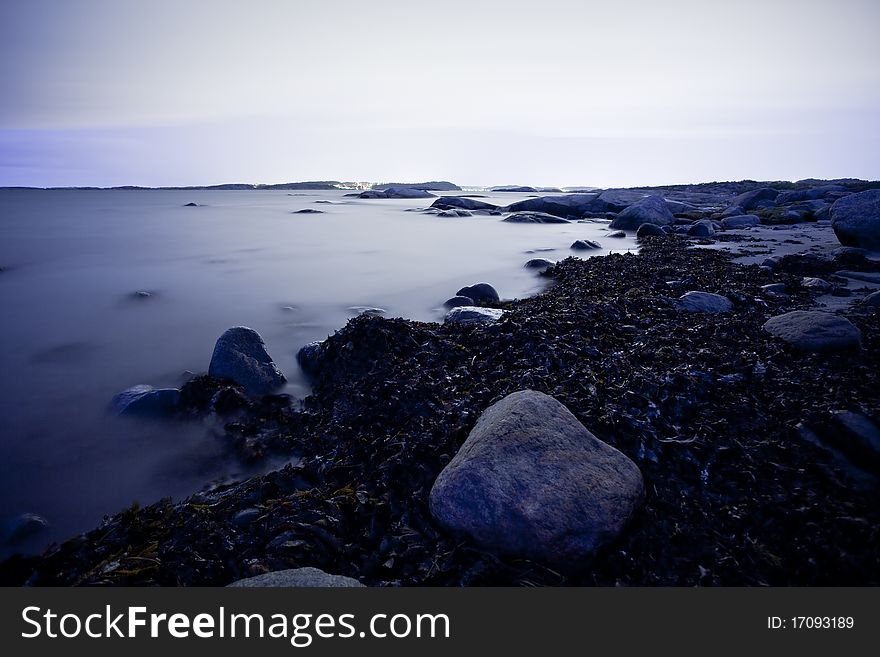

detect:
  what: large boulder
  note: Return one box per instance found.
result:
[830,189,880,249]
[296,340,326,378]
[504,194,598,218]
[721,214,760,229]
[208,327,286,395]
[776,185,846,204]
[110,385,180,417]
[502,211,570,224]
[228,567,364,588]
[731,187,779,211]
[429,390,643,564]
[431,196,498,211]
[456,282,499,302]
[687,220,716,237]
[677,291,733,313]
[584,189,648,213]
[609,196,675,230]
[444,306,505,325]
[763,311,861,353]
[358,187,435,199]
[636,223,665,238]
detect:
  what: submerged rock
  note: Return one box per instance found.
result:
[677,291,734,313]
[502,211,570,224]
[524,258,555,271]
[292,208,323,214]
[763,311,861,353]
[429,390,644,565]
[183,202,199,207]
[571,239,601,250]
[359,187,435,199]
[504,194,597,218]
[444,307,505,325]
[208,327,286,396]
[610,196,675,230]
[721,214,761,229]
[228,567,364,588]
[830,189,880,249]
[296,340,326,378]
[443,295,474,308]
[636,223,665,238]
[110,385,180,416]
[607,230,626,238]
[455,283,499,303]
[2,513,48,544]
[431,196,498,211]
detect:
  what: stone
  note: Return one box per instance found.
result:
[431,196,499,211]
[763,311,861,353]
[677,291,734,313]
[571,239,601,250]
[110,385,180,416]
[636,223,665,238]
[802,277,832,292]
[834,270,880,284]
[347,306,387,316]
[719,204,746,218]
[864,290,880,307]
[609,196,675,230]
[429,390,643,564]
[687,220,715,237]
[721,214,761,229]
[228,567,364,588]
[443,295,474,308]
[208,327,286,396]
[830,189,880,249]
[607,230,626,238]
[502,211,570,224]
[2,513,48,544]
[504,194,597,218]
[184,202,199,207]
[456,283,499,303]
[524,258,555,270]
[830,411,880,471]
[761,283,788,297]
[444,307,505,325]
[292,208,323,214]
[731,187,779,211]
[358,187,435,199]
[296,340,325,378]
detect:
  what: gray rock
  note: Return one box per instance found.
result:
[802,277,832,291]
[776,185,846,204]
[607,230,626,238]
[834,270,880,284]
[208,327,286,396]
[456,283,499,303]
[228,567,364,588]
[292,208,323,214]
[184,202,199,207]
[444,306,506,325]
[610,196,675,230]
[864,290,880,306]
[347,306,387,316]
[502,211,570,224]
[443,295,474,308]
[687,220,715,237]
[830,411,880,470]
[830,189,880,249]
[3,513,49,544]
[296,340,325,377]
[429,390,643,564]
[430,196,499,211]
[636,223,665,238]
[721,214,761,229]
[761,256,780,269]
[110,385,180,416]
[763,311,861,353]
[524,258,555,270]
[761,283,788,297]
[719,204,746,218]
[504,194,597,218]
[731,187,779,211]
[358,187,435,199]
[571,239,601,250]
[677,291,734,313]
[585,189,648,213]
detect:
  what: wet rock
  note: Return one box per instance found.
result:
[348,306,387,316]
[585,189,647,213]
[777,185,846,204]
[763,311,861,353]
[834,270,880,284]
[210,387,250,416]
[830,411,880,471]
[444,307,505,325]
[436,209,472,217]
[636,223,665,238]
[732,187,779,211]
[429,390,644,565]
[864,290,880,307]
[761,256,780,269]
[456,283,499,303]
[208,327,286,396]
[292,208,323,214]
[503,212,570,224]
[719,204,746,218]
[431,196,499,211]
[3,513,48,544]
[296,341,326,378]
[571,239,601,250]
[802,277,832,292]
[687,220,715,237]
[761,283,789,297]
[227,567,364,588]
[721,214,761,229]
[443,295,474,308]
[183,202,199,207]
[524,258,555,271]
[110,385,180,416]
[359,187,435,199]
[610,196,675,230]
[504,194,597,218]
[677,291,734,313]
[830,189,880,249]
[130,290,155,300]
[607,230,626,238]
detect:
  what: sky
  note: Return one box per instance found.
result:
[1,0,879,188]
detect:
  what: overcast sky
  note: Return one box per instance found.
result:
[1,0,879,187]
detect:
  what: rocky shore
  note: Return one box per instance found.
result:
[3,180,880,586]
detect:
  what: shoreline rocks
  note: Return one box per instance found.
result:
[455,283,499,303]
[110,385,180,417]
[830,189,880,249]
[208,327,286,396]
[610,196,675,230]
[763,311,862,353]
[444,306,505,325]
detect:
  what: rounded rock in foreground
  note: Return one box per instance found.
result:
[444,306,505,325]
[208,327,286,396]
[456,282,499,303]
[429,390,644,565]
[227,567,364,588]
[763,311,861,353]
[677,291,733,313]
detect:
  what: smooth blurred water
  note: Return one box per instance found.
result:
[0,189,636,553]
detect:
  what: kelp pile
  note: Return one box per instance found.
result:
[3,236,879,586]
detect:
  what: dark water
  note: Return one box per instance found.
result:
[0,189,636,554]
